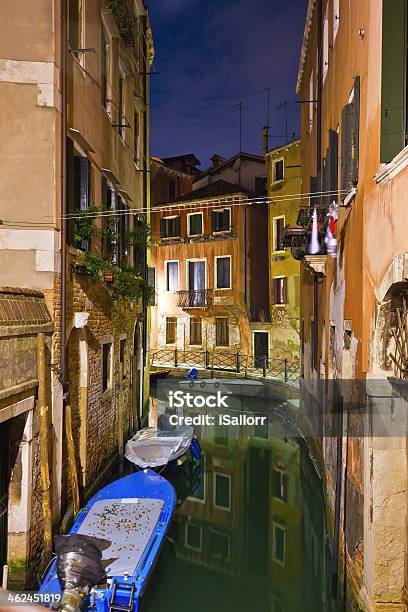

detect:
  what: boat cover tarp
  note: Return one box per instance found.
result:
[125,427,193,468]
[77,498,164,576]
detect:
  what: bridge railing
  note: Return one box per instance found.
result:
[150,348,300,382]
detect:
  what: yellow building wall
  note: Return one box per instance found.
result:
[266,140,301,359]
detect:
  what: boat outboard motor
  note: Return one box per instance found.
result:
[54,534,110,612]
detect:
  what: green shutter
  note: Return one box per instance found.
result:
[381,0,407,163]
[160,217,166,238]
[223,208,230,230]
[174,216,181,236]
[211,210,217,232]
[341,103,354,197]
[328,129,339,199]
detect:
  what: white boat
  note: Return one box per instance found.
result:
[179,377,264,397]
[125,426,194,468]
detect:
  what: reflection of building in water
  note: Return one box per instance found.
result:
[173,419,248,576]
[171,408,306,612]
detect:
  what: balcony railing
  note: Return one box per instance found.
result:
[176,289,213,308]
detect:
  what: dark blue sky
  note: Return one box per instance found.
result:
[148,0,308,170]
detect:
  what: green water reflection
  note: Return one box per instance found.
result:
[141,389,332,612]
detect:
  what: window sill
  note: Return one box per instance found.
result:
[375,145,408,183]
[215,287,232,291]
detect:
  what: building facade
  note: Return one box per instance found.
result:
[288,0,408,609]
[151,154,200,206]
[0,0,153,587]
[251,139,302,364]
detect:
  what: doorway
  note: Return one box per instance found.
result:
[253,331,269,368]
[0,420,10,584]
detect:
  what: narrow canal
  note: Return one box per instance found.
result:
[125,378,337,612]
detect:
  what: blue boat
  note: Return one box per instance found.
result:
[40,469,176,611]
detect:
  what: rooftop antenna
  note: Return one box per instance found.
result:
[277,100,288,144]
[233,102,248,152]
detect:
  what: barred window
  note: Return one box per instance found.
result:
[190,317,202,345]
[215,318,229,347]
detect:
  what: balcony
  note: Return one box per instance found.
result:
[176,289,213,309]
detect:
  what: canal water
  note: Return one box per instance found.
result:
[123,379,337,612]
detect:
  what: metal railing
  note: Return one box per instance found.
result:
[176,289,213,308]
[150,348,300,382]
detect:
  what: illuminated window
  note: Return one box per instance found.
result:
[166,261,179,292]
[272,277,287,305]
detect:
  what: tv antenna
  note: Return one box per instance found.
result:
[233,102,248,152]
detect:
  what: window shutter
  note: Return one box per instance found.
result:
[328,129,339,199]
[322,154,329,206]
[160,217,167,238]
[341,103,354,197]
[211,210,217,232]
[381,0,407,163]
[174,216,181,236]
[309,175,318,207]
[67,139,75,246]
[352,76,360,185]
[223,208,230,230]
[79,157,91,210]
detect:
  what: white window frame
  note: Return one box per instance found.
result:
[162,215,180,239]
[209,529,231,562]
[272,467,287,503]
[323,4,329,83]
[215,317,230,348]
[252,330,270,360]
[214,255,232,290]
[212,207,231,234]
[164,259,179,292]
[186,258,207,290]
[272,522,286,566]
[185,522,202,552]
[333,0,340,42]
[272,215,286,253]
[272,157,285,183]
[101,336,114,394]
[165,316,177,345]
[187,211,204,237]
[213,472,231,511]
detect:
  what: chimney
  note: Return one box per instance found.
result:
[262,126,269,156]
[210,154,225,169]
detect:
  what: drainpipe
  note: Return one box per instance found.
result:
[60,0,68,399]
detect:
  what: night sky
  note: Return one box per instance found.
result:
[148,0,308,171]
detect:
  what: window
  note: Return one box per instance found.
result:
[118,197,130,264]
[333,0,340,41]
[215,256,231,289]
[119,338,126,380]
[133,215,146,273]
[215,318,229,346]
[166,317,177,344]
[185,523,202,551]
[101,176,115,260]
[272,469,288,502]
[209,530,230,561]
[102,341,113,392]
[69,0,84,55]
[272,277,287,305]
[67,140,92,250]
[188,212,203,236]
[168,180,177,200]
[214,473,231,510]
[272,523,286,565]
[190,317,202,345]
[211,208,231,233]
[166,261,179,292]
[160,216,180,239]
[118,73,126,140]
[272,159,284,182]
[101,30,110,110]
[323,4,329,82]
[273,217,285,251]
[381,1,408,162]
